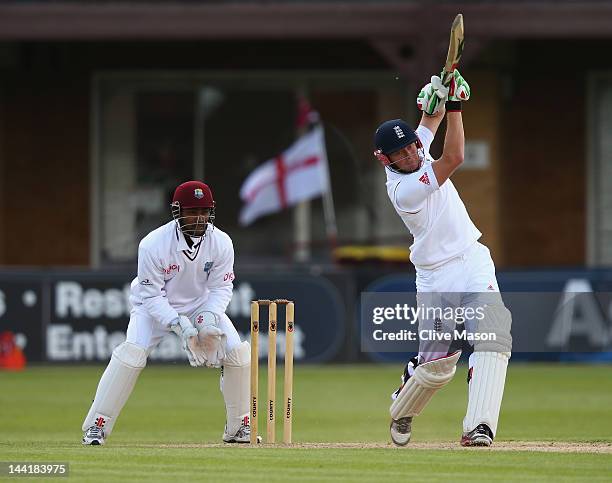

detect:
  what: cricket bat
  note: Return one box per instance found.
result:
[442,14,464,86]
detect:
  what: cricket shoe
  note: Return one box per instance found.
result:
[389,417,412,446]
[460,424,493,447]
[222,418,261,444]
[82,425,105,446]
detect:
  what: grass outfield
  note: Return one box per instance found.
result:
[1,364,611,481]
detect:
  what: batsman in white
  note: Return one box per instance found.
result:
[374,71,512,447]
[82,180,255,445]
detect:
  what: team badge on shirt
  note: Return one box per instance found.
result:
[419,172,431,185]
[203,261,214,274]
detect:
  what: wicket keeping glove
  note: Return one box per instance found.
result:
[193,312,227,368]
[170,315,207,367]
[447,69,470,101]
[417,75,449,115]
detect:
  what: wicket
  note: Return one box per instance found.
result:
[250,299,294,445]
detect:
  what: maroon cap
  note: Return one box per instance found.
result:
[172,181,215,209]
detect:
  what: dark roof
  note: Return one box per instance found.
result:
[2,2,612,40]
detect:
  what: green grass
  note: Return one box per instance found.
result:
[1,364,611,482]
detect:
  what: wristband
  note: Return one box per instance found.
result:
[445,100,462,112]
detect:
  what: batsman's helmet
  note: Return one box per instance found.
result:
[374,119,419,155]
[373,119,423,171]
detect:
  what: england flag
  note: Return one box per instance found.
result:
[239,125,330,226]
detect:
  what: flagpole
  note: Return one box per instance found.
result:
[319,125,338,249]
[293,201,311,263]
[293,89,311,263]
[296,91,339,259]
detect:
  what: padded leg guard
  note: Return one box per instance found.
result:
[220,341,250,436]
[470,295,513,353]
[82,342,147,437]
[390,351,461,420]
[463,351,510,437]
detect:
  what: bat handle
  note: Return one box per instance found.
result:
[442,70,454,87]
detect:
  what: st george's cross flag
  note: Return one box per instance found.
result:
[239,125,330,226]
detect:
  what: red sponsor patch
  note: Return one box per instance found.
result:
[419,172,431,185]
[487,284,495,291]
[163,264,180,275]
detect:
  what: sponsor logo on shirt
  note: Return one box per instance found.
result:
[140,279,153,286]
[163,264,180,275]
[223,272,235,282]
[419,172,430,185]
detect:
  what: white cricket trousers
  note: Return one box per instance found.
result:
[415,241,502,362]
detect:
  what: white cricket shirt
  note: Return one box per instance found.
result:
[385,125,481,269]
[129,221,235,326]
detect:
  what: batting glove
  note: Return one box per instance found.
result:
[447,70,470,102]
[417,75,449,115]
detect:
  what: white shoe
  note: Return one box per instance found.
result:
[390,417,412,446]
[222,419,261,444]
[82,425,105,445]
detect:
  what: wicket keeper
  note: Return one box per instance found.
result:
[82,181,254,445]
